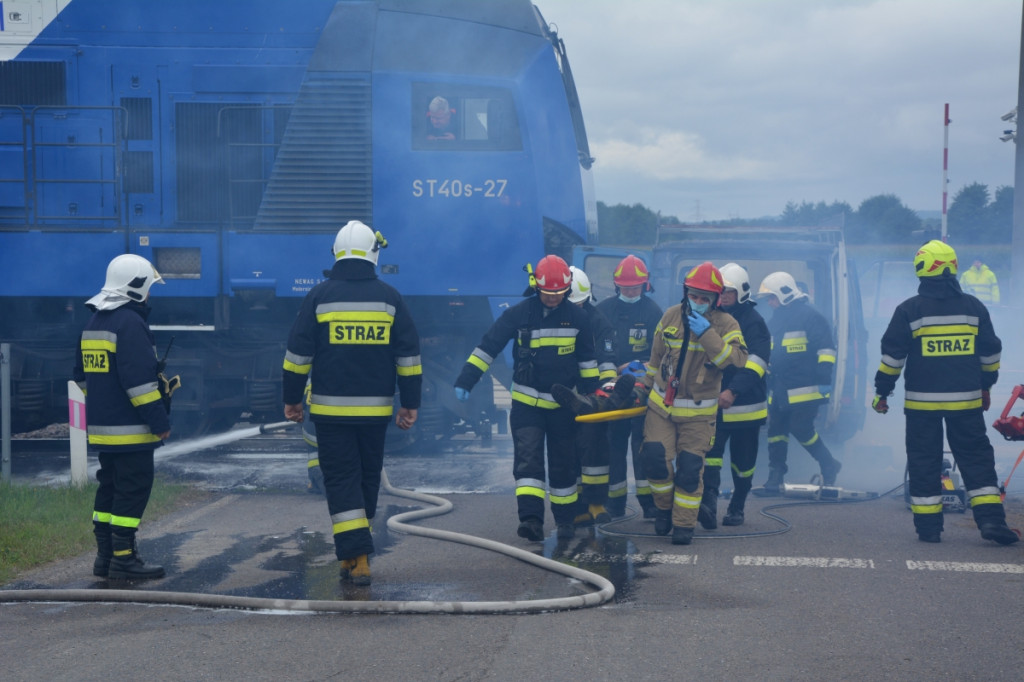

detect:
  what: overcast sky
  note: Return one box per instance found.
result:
[539,0,1022,222]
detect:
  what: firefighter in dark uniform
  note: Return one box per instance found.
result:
[283,221,423,585]
[755,271,842,495]
[567,266,619,527]
[639,262,748,545]
[595,254,663,518]
[698,263,770,528]
[73,254,171,580]
[872,240,1017,545]
[455,255,600,542]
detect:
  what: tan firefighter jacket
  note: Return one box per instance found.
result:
[641,304,748,420]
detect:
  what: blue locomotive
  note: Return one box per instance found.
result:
[0,0,596,438]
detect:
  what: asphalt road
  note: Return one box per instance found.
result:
[2,428,1022,681]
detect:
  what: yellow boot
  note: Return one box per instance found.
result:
[588,504,612,524]
[573,511,594,527]
[350,554,371,586]
[339,558,356,579]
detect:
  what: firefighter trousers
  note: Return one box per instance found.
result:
[906,411,1007,533]
[93,450,155,537]
[642,409,716,529]
[766,402,834,474]
[315,421,387,561]
[510,402,578,525]
[703,426,760,511]
[576,421,609,506]
[607,414,653,511]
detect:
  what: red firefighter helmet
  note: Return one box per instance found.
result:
[613,254,651,288]
[533,255,572,294]
[684,262,724,300]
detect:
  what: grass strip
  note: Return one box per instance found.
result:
[0,477,205,585]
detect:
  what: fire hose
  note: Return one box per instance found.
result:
[0,422,613,614]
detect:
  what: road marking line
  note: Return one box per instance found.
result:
[647,554,697,565]
[734,555,875,569]
[906,560,1024,573]
[569,552,697,565]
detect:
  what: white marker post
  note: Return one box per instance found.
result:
[67,380,88,487]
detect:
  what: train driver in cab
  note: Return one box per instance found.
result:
[426,96,457,140]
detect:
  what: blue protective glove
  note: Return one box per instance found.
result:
[818,385,831,398]
[455,387,470,402]
[687,310,710,336]
[625,360,647,378]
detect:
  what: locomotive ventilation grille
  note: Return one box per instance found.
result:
[254,75,372,230]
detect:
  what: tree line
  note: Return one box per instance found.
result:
[597,183,1013,247]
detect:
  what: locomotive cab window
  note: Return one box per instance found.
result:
[412,85,520,152]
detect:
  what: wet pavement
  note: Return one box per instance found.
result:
[4,430,1024,681]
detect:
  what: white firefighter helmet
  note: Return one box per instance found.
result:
[333,220,386,265]
[719,262,752,304]
[757,271,805,306]
[86,254,164,311]
[568,266,593,304]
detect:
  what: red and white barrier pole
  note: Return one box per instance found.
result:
[67,380,88,487]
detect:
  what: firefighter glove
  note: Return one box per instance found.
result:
[455,387,470,402]
[687,310,710,337]
[158,373,181,411]
[982,390,991,411]
[624,360,647,378]
[818,385,831,398]
[871,395,888,414]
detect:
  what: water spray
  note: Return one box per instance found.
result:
[156,421,297,460]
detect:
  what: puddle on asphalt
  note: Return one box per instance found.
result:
[4,503,649,605]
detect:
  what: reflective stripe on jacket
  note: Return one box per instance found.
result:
[283,259,422,423]
[719,300,771,428]
[874,277,1000,414]
[456,295,599,408]
[765,298,836,409]
[72,302,169,452]
[642,305,747,421]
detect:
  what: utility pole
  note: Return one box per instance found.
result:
[942,103,950,242]
[1013,1,1024,302]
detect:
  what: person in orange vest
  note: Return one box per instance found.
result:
[959,259,1000,304]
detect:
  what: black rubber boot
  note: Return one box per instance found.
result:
[606,498,626,518]
[979,522,1020,545]
[606,374,638,410]
[517,517,544,542]
[671,526,694,545]
[722,507,745,526]
[917,529,941,543]
[639,497,658,519]
[551,375,636,415]
[93,523,112,578]
[820,458,842,486]
[556,523,575,539]
[753,468,784,497]
[697,488,718,530]
[654,508,672,536]
[551,384,599,415]
[108,533,165,580]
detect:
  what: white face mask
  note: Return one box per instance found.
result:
[690,301,710,315]
[619,294,641,304]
